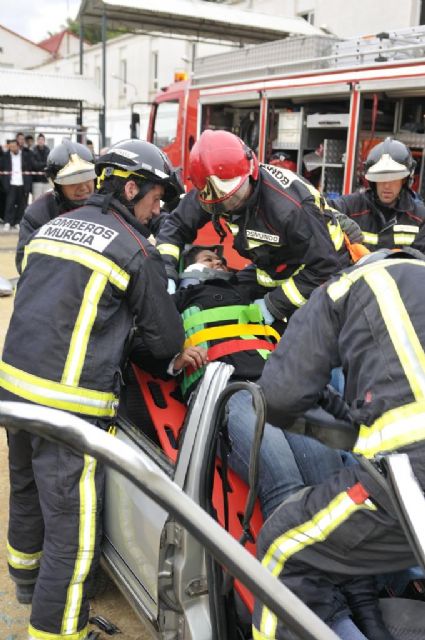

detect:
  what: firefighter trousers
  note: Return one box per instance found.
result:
[252,456,425,640]
[7,427,105,639]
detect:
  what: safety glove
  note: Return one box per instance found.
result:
[334,211,365,245]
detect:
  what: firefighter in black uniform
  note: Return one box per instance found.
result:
[0,139,185,640]
[330,137,425,251]
[253,248,425,640]
[156,130,359,325]
[16,139,96,273]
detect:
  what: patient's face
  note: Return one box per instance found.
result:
[195,250,227,271]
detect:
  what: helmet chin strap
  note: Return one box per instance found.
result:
[211,215,227,243]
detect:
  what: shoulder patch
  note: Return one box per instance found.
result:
[36,218,118,252]
[246,229,280,243]
[262,163,296,189]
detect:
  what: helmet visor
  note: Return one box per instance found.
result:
[55,153,96,185]
[366,153,410,182]
[199,174,249,215]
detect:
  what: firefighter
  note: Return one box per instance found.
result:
[16,139,96,273]
[156,130,361,326]
[252,247,425,640]
[330,137,425,251]
[0,138,185,640]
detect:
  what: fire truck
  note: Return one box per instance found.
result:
[147,27,425,264]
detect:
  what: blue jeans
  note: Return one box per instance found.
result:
[227,390,345,519]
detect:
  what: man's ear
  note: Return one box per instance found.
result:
[123,179,138,201]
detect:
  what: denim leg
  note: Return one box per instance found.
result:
[285,431,345,485]
[227,390,305,520]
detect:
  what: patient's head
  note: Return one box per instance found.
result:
[185,247,228,272]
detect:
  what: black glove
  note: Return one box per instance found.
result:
[318,385,351,421]
[334,211,364,244]
[165,264,179,283]
[343,576,397,640]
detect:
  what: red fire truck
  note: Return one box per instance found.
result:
[147,28,425,264]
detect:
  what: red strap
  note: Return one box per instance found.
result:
[185,339,275,377]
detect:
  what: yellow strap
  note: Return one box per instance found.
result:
[184,323,280,348]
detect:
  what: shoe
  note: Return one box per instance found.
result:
[13,224,20,231]
[16,582,34,604]
[3,223,10,231]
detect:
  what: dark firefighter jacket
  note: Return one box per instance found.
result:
[258,253,425,468]
[156,164,349,321]
[0,193,185,420]
[329,188,425,251]
[16,190,71,273]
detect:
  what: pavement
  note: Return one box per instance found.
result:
[0,234,152,639]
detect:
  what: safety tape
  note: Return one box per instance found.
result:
[0,171,45,175]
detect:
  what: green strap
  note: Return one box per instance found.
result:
[181,305,208,396]
[183,304,263,332]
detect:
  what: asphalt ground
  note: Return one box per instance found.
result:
[0,232,152,639]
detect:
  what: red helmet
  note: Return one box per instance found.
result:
[189,130,259,215]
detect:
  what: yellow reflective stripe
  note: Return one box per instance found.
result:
[62,455,97,635]
[0,361,118,417]
[24,239,130,291]
[7,542,42,570]
[184,323,281,348]
[300,177,322,209]
[327,221,344,251]
[256,269,287,288]
[227,222,239,236]
[252,627,270,640]
[394,234,415,245]
[394,224,419,233]
[259,490,376,638]
[28,623,88,640]
[327,258,425,302]
[354,401,425,458]
[362,232,379,245]
[364,269,425,400]
[156,243,180,260]
[62,273,108,387]
[281,277,307,308]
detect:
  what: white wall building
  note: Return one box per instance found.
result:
[231,0,423,39]
[5,0,425,150]
[35,32,231,149]
[0,24,51,69]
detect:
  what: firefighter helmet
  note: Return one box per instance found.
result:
[189,130,259,215]
[46,139,95,185]
[96,139,183,204]
[365,138,416,183]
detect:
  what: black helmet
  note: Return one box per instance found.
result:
[96,139,184,205]
[45,139,95,185]
[365,137,416,183]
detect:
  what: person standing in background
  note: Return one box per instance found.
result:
[31,134,50,202]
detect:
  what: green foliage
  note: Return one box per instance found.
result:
[64,18,126,44]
